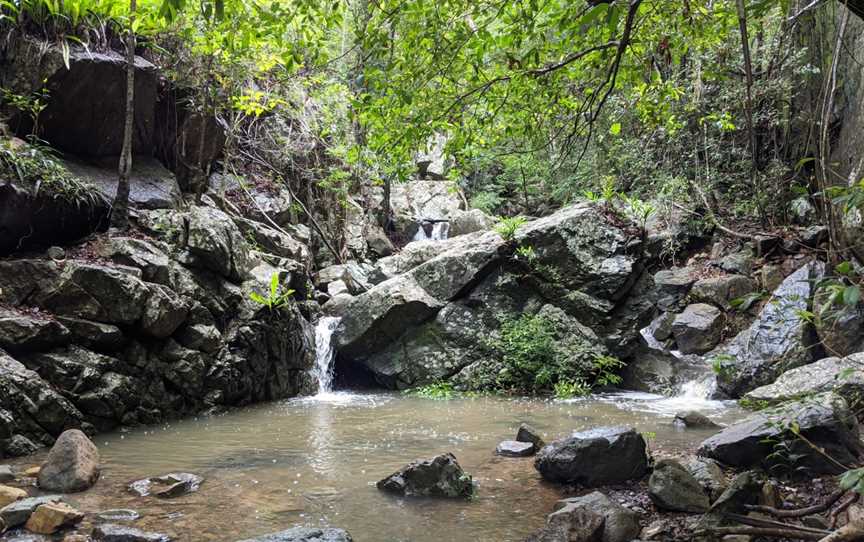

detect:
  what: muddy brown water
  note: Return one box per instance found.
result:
[6,391,744,542]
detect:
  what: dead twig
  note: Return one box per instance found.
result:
[745,488,847,518]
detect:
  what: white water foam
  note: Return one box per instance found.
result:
[311,317,341,396]
[412,221,450,241]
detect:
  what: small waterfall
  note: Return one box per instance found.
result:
[411,221,450,242]
[312,317,341,394]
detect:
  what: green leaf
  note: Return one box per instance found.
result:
[609,122,621,136]
[836,261,854,276]
[249,292,267,305]
[270,272,279,299]
[843,285,860,307]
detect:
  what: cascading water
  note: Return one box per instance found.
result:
[411,221,450,242]
[311,316,341,395]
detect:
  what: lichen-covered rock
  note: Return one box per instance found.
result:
[743,354,864,406]
[523,505,605,542]
[682,457,727,502]
[648,459,709,513]
[377,453,473,498]
[37,429,100,492]
[672,303,724,354]
[713,262,823,397]
[534,426,648,487]
[237,527,354,542]
[690,275,755,309]
[550,492,641,542]
[698,393,862,474]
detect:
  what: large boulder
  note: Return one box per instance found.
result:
[0,308,71,352]
[690,275,756,309]
[37,429,100,492]
[64,157,182,210]
[534,427,648,487]
[647,459,710,513]
[523,505,605,542]
[743,354,864,406]
[671,303,724,354]
[698,393,863,474]
[713,262,823,397]
[237,527,353,542]
[376,453,474,498]
[25,501,84,534]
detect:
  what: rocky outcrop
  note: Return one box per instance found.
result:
[238,527,353,542]
[713,262,823,397]
[37,429,100,492]
[698,393,863,474]
[743,354,864,405]
[334,202,644,389]
[377,453,474,498]
[534,426,648,487]
[0,202,315,458]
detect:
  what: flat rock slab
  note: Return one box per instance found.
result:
[496,440,534,457]
[128,473,203,498]
[92,523,172,542]
[236,527,354,542]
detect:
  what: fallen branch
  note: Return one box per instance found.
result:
[724,512,833,536]
[707,526,825,540]
[745,488,847,518]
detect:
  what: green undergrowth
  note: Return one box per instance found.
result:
[0,137,99,205]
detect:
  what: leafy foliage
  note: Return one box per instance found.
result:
[249,272,294,312]
[494,215,526,241]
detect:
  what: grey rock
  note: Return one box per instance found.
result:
[673,411,720,429]
[682,457,727,501]
[96,509,142,521]
[38,429,100,493]
[696,471,761,529]
[672,304,724,354]
[552,492,641,542]
[0,465,13,482]
[516,423,545,448]
[377,453,473,498]
[654,267,696,308]
[65,157,182,210]
[743,354,864,406]
[0,495,62,529]
[92,523,172,542]
[648,459,710,513]
[365,226,395,257]
[690,275,756,309]
[524,505,604,542]
[801,225,829,248]
[719,251,754,275]
[449,209,494,237]
[714,262,823,397]
[175,324,221,354]
[814,294,864,357]
[0,308,70,351]
[760,264,785,293]
[4,435,41,457]
[237,527,353,542]
[534,426,648,487]
[56,317,125,351]
[698,393,862,474]
[649,312,675,342]
[496,440,535,457]
[415,133,449,179]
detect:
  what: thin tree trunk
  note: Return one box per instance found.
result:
[735,0,759,172]
[112,0,136,230]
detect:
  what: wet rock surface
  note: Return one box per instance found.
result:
[496,440,535,457]
[236,527,354,542]
[377,453,474,498]
[128,473,203,498]
[551,492,640,542]
[534,426,648,487]
[92,523,173,542]
[37,430,100,493]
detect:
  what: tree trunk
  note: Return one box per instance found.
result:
[112,0,136,230]
[735,0,758,170]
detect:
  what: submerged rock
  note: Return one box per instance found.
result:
[496,440,534,457]
[236,527,353,542]
[377,453,473,498]
[647,459,709,513]
[534,426,648,487]
[698,393,862,474]
[38,429,100,493]
[92,523,172,542]
[673,411,720,429]
[128,473,203,498]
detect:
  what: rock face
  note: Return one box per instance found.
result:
[743,354,864,405]
[534,427,648,487]
[671,304,724,354]
[237,527,354,542]
[377,453,474,498]
[38,429,100,492]
[648,459,710,513]
[335,202,644,389]
[698,393,863,474]
[712,262,823,397]
[0,203,315,458]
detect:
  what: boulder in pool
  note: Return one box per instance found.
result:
[92,523,173,541]
[128,472,203,498]
[516,423,545,448]
[496,440,534,457]
[236,527,353,542]
[673,411,720,429]
[648,459,709,513]
[534,426,648,487]
[38,429,100,493]
[698,393,863,474]
[377,453,474,498]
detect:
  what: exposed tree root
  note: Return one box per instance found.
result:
[745,489,847,518]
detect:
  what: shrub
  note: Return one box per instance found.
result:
[494,215,526,241]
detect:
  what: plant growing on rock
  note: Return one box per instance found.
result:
[249,272,294,312]
[494,215,526,242]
